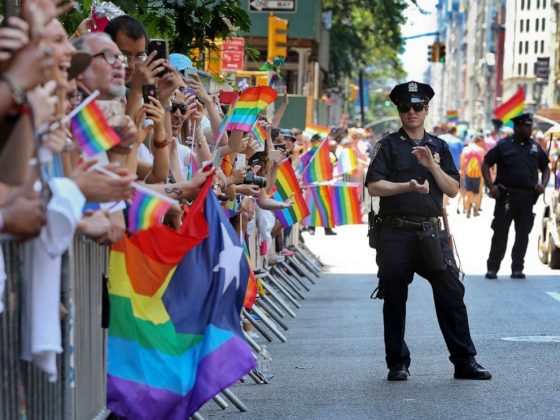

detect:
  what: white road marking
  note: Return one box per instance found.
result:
[546,292,560,303]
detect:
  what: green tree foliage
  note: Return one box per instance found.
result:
[324,0,416,84]
[59,0,251,56]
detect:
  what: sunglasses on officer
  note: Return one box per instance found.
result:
[170,102,188,115]
[397,103,428,113]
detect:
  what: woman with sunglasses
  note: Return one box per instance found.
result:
[365,81,491,382]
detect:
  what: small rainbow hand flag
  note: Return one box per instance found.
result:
[67,91,121,157]
[331,183,362,225]
[301,139,333,185]
[447,110,459,124]
[303,124,330,139]
[334,147,358,176]
[303,185,335,228]
[227,87,278,133]
[252,120,267,150]
[494,88,525,124]
[128,184,176,233]
[272,159,310,228]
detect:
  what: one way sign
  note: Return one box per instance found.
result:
[249,0,296,13]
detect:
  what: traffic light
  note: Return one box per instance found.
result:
[438,44,446,63]
[268,15,288,61]
[428,44,436,62]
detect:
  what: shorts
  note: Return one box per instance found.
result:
[464,176,481,194]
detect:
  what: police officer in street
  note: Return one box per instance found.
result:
[365,81,491,381]
[482,113,550,279]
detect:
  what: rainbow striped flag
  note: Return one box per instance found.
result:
[303,185,334,228]
[303,124,330,138]
[272,159,310,228]
[69,100,121,157]
[252,120,267,150]
[331,183,362,225]
[227,87,278,132]
[128,185,175,233]
[494,88,525,124]
[108,177,254,419]
[242,240,258,310]
[213,97,237,143]
[447,110,459,124]
[301,140,333,185]
[334,147,358,176]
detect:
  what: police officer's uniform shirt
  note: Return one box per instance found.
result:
[365,128,459,217]
[484,136,549,190]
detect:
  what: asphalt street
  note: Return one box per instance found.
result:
[200,194,560,419]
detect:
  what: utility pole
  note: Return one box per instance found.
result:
[358,70,365,127]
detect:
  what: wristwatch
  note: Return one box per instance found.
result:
[0,73,27,106]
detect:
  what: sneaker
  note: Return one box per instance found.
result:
[280,249,296,256]
[485,271,497,279]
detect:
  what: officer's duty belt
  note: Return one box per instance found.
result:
[498,184,533,194]
[383,215,440,231]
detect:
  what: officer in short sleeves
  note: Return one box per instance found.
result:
[365,81,491,381]
[482,113,550,279]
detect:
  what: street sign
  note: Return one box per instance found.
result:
[222,37,245,72]
[534,57,550,84]
[249,0,296,13]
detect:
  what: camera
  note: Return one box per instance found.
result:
[243,168,267,188]
[274,143,287,151]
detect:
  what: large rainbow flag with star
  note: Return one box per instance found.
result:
[227,87,278,132]
[272,159,310,228]
[300,140,333,185]
[494,88,525,124]
[107,177,254,419]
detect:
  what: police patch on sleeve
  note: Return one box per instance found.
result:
[371,142,382,160]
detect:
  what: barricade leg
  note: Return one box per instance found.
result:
[292,252,319,281]
[256,300,289,330]
[279,260,311,291]
[221,389,247,412]
[212,395,229,410]
[260,294,286,318]
[271,266,306,300]
[260,281,297,317]
[287,254,316,283]
[242,309,273,342]
[191,412,206,420]
[250,305,287,342]
[260,272,301,309]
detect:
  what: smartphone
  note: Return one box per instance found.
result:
[274,143,287,151]
[147,39,169,75]
[268,149,283,162]
[234,154,246,170]
[142,84,157,104]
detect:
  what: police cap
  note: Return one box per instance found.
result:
[389,81,435,105]
[511,113,533,127]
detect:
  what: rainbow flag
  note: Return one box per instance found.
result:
[272,159,310,228]
[331,183,362,225]
[213,98,237,143]
[69,100,121,157]
[252,121,267,150]
[301,140,333,185]
[222,199,237,219]
[242,240,258,310]
[303,124,330,138]
[227,87,278,132]
[107,177,254,419]
[494,88,525,124]
[334,147,358,176]
[303,185,334,228]
[128,185,175,233]
[447,110,459,124]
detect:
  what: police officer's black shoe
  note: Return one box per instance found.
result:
[324,228,337,236]
[485,271,497,279]
[511,271,526,279]
[387,364,410,381]
[454,361,492,380]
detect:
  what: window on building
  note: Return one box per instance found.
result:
[520,20,524,32]
[524,63,528,75]
[527,19,530,31]
[518,63,522,75]
[525,41,529,54]
[537,0,540,8]
[528,0,531,8]
[535,40,538,53]
[536,18,539,31]
[519,41,523,54]
[542,18,546,30]
[521,0,525,9]
[541,40,545,53]
[544,0,547,7]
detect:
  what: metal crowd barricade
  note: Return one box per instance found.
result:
[0,236,109,420]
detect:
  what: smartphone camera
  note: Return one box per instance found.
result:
[147,39,169,75]
[142,84,157,104]
[273,143,287,151]
[243,168,267,188]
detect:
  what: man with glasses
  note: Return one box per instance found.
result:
[365,81,491,382]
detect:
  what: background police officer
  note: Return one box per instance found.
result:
[365,81,491,381]
[482,113,550,279]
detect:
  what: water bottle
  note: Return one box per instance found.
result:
[257,345,273,381]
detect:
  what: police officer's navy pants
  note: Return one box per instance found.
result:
[376,226,477,369]
[487,193,535,273]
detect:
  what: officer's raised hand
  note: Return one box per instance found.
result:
[409,179,429,194]
[411,146,437,170]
